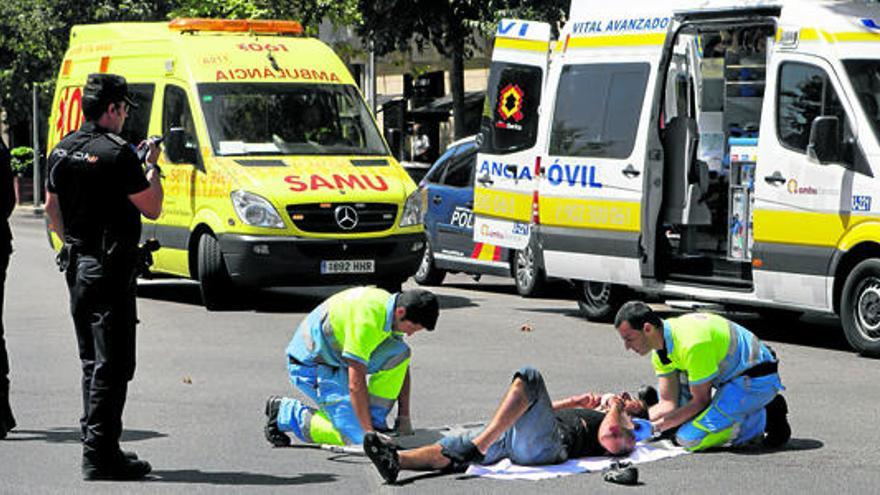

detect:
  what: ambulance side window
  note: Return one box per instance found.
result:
[482,62,542,154]
[119,84,155,145]
[163,85,200,166]
[442,144,477,188]
[549,63,650,159]
[777,62,855,167]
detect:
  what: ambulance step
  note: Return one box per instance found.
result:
[666,273,753,290]
[664,300,725,312]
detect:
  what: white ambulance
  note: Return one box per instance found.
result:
[474,1,880,355]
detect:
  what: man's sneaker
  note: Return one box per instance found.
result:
[364,432,400,484]
[82,451,152,481]
[763,394,791,448]
[264,396,291,447]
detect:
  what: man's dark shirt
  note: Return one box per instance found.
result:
[555,408,606,458]
[47,122,149,249]
[0,140,13,253]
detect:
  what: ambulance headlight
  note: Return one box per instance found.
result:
[231,190,285,229]
[399,190,423,227]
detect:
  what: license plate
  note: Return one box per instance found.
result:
[320,259,375,274]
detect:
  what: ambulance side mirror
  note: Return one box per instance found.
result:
[165,127,186,164]
[807,116,841,165]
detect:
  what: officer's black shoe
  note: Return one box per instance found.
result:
[763,394,791,448]
[264,395,291,447]
[637,385,659,408]
[82,451,152,481]
[364,432,400,484]
[122,450,139,460]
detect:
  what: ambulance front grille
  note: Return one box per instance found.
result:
[286,203,398,233]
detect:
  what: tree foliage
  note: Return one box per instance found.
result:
[357,0,566,138]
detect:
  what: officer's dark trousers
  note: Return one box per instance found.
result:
[65,251,137,457]
[0,248,14,426]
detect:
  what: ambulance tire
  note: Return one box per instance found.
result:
[576,281,629,322]
[513,245,547,297]
[840,259,880,357]
[197,233,235,311]
[413,242,446,286]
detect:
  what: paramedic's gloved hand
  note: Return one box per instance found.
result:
[394,415,414,436]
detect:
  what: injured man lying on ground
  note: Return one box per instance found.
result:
[364,366,655,484]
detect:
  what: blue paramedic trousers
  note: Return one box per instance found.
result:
[277,336,411,445]
[675,373,784,451]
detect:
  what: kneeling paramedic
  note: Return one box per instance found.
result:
[614,301,791,451]
[264,287,439,446]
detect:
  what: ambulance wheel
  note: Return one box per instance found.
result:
[576,281,629,322]
[840,259,880,357]
[413,242,446,286]
[513,245,546,297]
[197,233,234,311]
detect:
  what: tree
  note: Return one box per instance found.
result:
[357,0,567,139]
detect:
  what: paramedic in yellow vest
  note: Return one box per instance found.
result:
[264,287,439,446]
[614,301,791,451]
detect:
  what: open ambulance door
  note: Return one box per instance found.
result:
[473,19,551,251]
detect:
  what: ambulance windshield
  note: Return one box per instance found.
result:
[198,83,388,156]
[844,60,880,144]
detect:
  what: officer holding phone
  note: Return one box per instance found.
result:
[44,73,164,481]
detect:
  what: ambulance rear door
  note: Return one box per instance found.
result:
[538,13,670,286]
[473,19,551,250]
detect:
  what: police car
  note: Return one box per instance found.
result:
[414,136,547,296]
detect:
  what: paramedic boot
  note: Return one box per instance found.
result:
[264,396,291,447]
[762,394,791,448]
[364,432,400,484]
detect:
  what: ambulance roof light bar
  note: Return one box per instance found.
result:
[168,18,303,36]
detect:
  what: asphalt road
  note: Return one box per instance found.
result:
[2,209,880,494]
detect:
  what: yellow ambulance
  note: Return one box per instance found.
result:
[47,18,425,309]
[475,1,880,355]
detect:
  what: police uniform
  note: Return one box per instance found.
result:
[0,138,16,437]
[276,287,415,445]
[652,313,784,451]
[46,74,151,473]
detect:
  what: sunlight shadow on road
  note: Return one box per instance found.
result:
[7,427,166,444]
[149,469,337,486]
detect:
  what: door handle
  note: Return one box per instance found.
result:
[764,172,787,185]
[477,173,494,186]
[432,195,442,205]
[622,164,641,178]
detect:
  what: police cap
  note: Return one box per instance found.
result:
[396,289,439,331]
[82,73,138,111]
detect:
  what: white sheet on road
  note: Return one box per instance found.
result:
[465,440,688,481]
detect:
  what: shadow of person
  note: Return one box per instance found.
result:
[729,437,824,456]
[437,294,478,310]
[6,426,166,444]
[149,469,338,486]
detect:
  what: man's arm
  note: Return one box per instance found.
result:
[651,380,712,433]
[127,140,163,220]
[648,374,679,420]
[346,359,374,435]
[552,392,601,411]
[397,368,411,418]
[45,192,64,239]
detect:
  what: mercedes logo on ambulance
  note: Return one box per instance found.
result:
[334,205,359,230]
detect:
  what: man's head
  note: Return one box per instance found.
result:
[81,73,138,133]
[392,289,439,336]
[598,400,637,455]
[614,301,664,356]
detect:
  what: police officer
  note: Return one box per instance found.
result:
[0,137,15,439]
[44,73,163,480]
